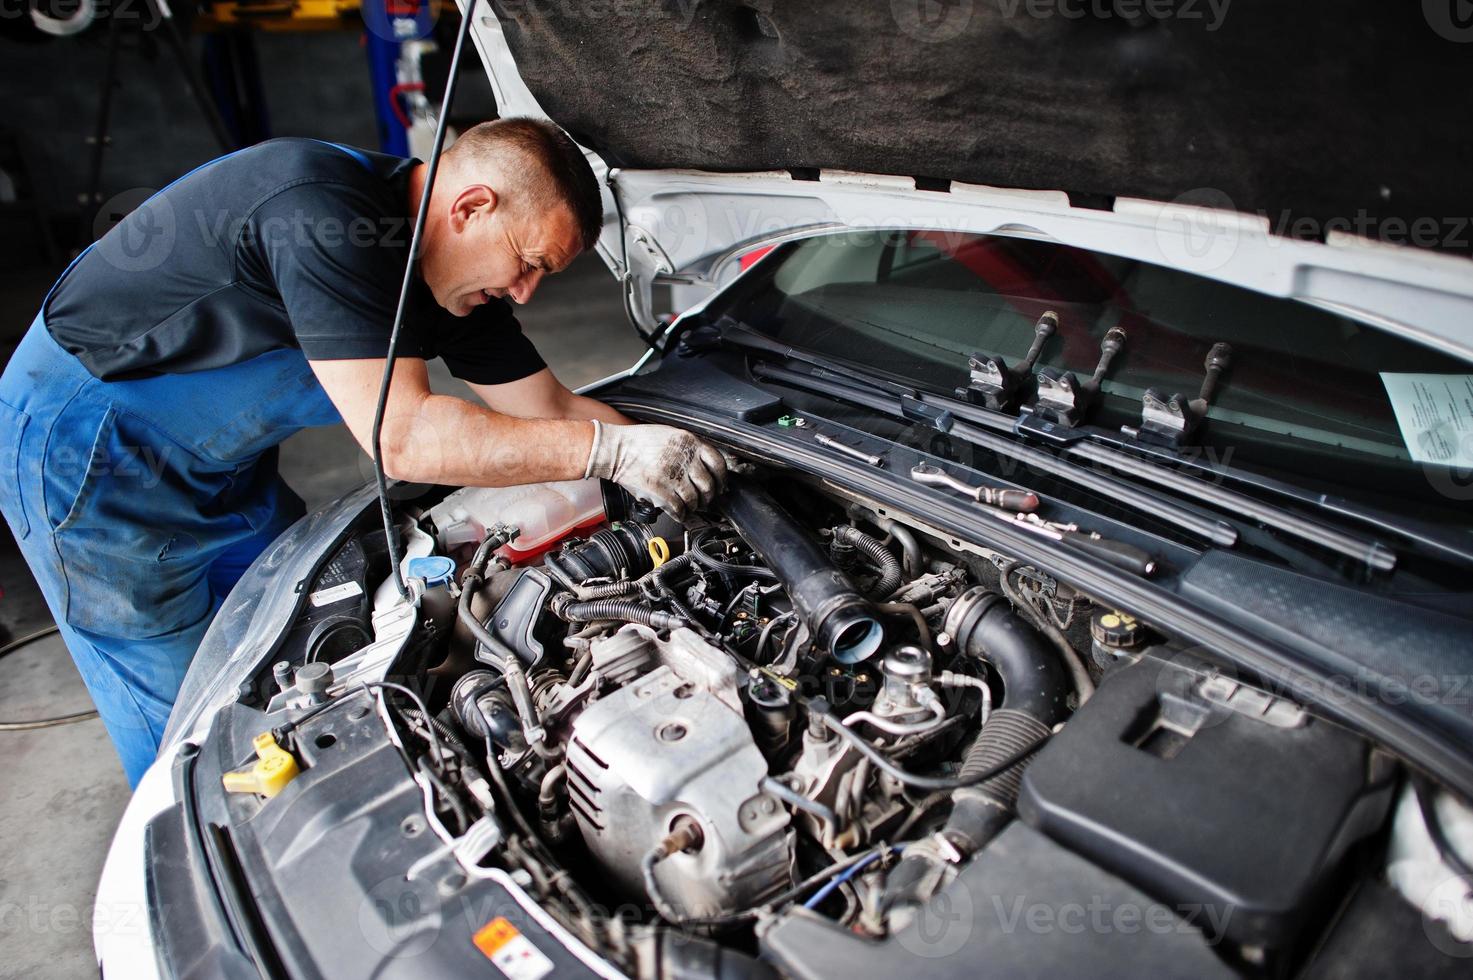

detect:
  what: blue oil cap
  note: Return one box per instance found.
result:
[407,555,456,589]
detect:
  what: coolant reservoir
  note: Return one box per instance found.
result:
[430,479,606,563]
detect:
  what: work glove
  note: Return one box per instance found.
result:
[583,420,728,520]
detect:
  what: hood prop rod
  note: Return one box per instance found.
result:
[371,0,479,601]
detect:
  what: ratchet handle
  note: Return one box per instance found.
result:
[1064,533,1158,577]
[987,488,1041,512]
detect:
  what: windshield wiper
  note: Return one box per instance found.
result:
[721,321,1416,572]
[1057,423,1472,570]
[750,359,1239,548]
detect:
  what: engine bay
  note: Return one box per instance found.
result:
[201,461,1473,979]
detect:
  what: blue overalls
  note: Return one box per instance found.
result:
[0,282,342,786]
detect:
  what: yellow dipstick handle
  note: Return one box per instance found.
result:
[222,731,300,798]
[648,536,670,568]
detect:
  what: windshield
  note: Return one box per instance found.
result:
[710,230,1473,527]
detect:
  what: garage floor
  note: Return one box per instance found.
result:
[0,255,642,978]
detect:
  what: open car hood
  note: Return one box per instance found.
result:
[465,0,1473,360]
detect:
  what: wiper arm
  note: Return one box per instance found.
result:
[1060,424,1472,570]
[750,359,1239,548]
[1063,441,1398,571]
[924,392,1405,572]
[724,321,1410,572]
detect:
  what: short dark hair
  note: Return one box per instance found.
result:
[447,117,603,251]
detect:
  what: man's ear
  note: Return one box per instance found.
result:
[448,184,498,234]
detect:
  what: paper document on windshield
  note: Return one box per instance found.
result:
[1379,373,1473,467]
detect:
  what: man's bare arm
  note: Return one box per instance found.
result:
[468,367,633,425]
[309,357,594,486]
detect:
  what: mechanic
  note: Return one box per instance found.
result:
[0,117,727,787]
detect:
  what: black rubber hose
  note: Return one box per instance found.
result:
[940,592,1068,839]
[689,527,780,580]
[944,709,1057,852]
[719,480,884,664]
[883,595,1069,914]
[574,578,639,599]
[457,530,521,672]
[947,591,1071,726]
[557,598,687,631]
[576,551,696,600]
[832,525,903,599]
[459,570,512,672]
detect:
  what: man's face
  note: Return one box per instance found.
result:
[423,183,582,317]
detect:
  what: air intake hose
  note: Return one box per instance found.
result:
[719,480,884,664]
[883,589,1071,913]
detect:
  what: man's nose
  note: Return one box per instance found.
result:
[509,268,544,304]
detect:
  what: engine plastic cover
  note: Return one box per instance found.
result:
[1017,656,1395,949]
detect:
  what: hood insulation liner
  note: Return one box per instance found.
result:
[490,0,1472,254]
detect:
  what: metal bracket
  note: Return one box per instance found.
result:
[1123,342,1232,449]
[1023,325,1126,430]
[959,311,1056,411]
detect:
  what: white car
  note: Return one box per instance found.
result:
[98,4,1473,978]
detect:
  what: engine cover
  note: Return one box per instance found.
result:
[566,628,792,918]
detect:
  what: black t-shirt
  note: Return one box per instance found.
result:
[45,138,546,385]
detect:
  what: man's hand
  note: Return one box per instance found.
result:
[583,421,728,519]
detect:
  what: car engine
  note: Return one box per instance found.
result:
[386,472,1063,930]
[224,460,1461,979]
